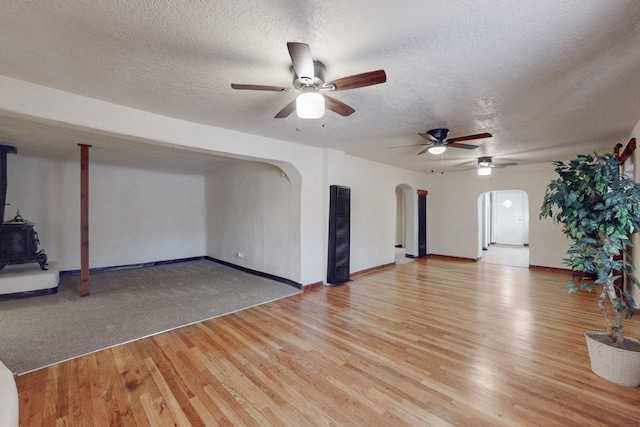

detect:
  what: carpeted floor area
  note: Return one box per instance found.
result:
[0,259,301,374]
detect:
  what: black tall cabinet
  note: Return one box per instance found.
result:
[327,185,350,284]
[418,192,427,257]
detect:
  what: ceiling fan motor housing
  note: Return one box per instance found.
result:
[292,61,326,91]
[427,128,449,142]
[478,156,492,166]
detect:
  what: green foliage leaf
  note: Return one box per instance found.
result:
[579,283,598,293]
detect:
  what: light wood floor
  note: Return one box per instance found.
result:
[16,257,640,426]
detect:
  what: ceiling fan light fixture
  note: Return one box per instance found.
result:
[428,144,447,155]
[478,166,492,176]
[296,92,325,119]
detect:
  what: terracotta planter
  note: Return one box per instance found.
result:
[584,331,640,387]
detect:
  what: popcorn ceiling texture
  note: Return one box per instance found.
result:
[1,1,640,172]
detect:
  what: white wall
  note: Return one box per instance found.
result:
[6,154,206,271]
[344,155,429,273]
[205,161,300,282]
[425,164,570,269]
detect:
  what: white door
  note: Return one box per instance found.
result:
[495,191,523,245]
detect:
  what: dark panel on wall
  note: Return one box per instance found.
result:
[0,145,17,222]
[418,193,427,257]
[327,185,350,285]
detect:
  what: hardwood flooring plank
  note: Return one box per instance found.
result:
[99,349,141,426]
[139,393,170,427]
[76,356,96,427]
[16,368,46,427]
[110,345,151,427]
[64,360,82,427]
[40,365,59,425]
[143,357,193,427]
[189,395,221,427]
[85,353,112,426]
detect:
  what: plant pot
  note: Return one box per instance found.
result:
[584,331,640,387]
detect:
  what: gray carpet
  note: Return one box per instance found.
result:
[0,260,301,374]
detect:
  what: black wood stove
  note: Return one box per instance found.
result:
[0,145,48,272]
[0,210,48,271]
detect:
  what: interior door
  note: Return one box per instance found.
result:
[495,191,523,245]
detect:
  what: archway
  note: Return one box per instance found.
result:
[395,184,417,264]
[477,190,530,268]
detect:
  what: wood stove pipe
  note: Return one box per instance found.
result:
[0,145,17,223]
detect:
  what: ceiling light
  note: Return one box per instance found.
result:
[296,92,325,119]
[428,144,446,155]
[478,167,492,176]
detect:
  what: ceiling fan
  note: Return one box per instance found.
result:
[231,42,386,119]
[389,128,492,155]
[465,156,518,175]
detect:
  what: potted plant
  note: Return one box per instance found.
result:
[540,152,640,387]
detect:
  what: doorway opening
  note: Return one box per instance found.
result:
[395,184,417,265]
[477,190,530,268]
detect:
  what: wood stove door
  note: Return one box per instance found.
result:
[0,224,47,270]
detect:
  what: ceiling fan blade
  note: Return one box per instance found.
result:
[418,132,438,142]
[417,147,429,155]
[231,83,291,92]
[447,132,492,143]
[287,42,315,80]
[324,95,355,116]
[447,142,479,150]
[328,70,387,91]
[274,100,297,119]
[492,162,519,168]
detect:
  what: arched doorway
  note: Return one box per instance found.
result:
[395,184,418,264]
[477,190,530,268]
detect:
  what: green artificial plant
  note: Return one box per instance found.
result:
[540,152,640,345]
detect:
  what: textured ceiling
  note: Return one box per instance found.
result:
[1,0,640,173]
